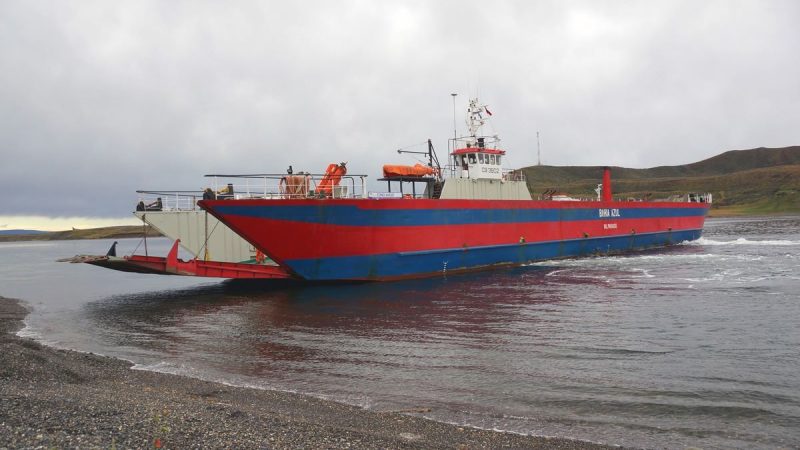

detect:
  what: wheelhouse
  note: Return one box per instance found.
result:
[451,144,505,180]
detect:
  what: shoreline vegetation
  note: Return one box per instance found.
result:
[0,296,611,449]
[523,146,800,216]
[0,225,161,243]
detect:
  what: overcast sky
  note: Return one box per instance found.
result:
[1,0,798,229]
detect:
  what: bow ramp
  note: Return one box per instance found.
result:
[61,240,294,279]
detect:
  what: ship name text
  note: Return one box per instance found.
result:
[599,208,621,218]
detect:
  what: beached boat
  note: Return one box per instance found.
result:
[198,98,712,281]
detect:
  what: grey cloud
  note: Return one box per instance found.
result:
[1,0,798,217]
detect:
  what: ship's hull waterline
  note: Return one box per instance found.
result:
[199,198,709,281]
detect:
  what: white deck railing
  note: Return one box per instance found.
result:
[136,173,369,212]
[205,173,368,200]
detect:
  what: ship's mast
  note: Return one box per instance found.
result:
[451,93,458,146]
[466,98,486,142]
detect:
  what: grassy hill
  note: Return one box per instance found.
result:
[0,225,161,243]
[0,229,48,236]
[521,146,800,216]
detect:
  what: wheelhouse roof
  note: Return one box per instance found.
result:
[451,148,506,156]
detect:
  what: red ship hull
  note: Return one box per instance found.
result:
[198,198,710,281]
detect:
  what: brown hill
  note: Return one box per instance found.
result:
[521,146,800,215]
[0,225,161,243]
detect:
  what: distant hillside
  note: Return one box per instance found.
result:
[0,225,161,242]
[0,229,48,236]
[521,146,800,216]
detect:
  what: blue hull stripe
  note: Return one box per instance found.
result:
[213,204,708,227]
[282,229,703,280]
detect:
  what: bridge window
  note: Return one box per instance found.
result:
[468,154,477,164]
[490,154,496,165]
[496,155,502,165]
[478,153,485,164]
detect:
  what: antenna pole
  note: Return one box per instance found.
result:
[451,93,458,148]
[537,131,541,166]
[427,139,434,167]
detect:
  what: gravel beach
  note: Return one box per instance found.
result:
[0,296,616,449]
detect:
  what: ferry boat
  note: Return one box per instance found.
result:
[197,99,712,281]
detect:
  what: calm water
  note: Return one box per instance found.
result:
[2,216,799,449]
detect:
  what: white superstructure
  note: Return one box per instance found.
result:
[439,98,531,200]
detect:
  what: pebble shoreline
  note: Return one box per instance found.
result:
[0,296,617,449]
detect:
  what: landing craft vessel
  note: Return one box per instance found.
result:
[198,98,712,281]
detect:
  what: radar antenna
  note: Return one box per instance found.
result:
[465,98,492,139]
